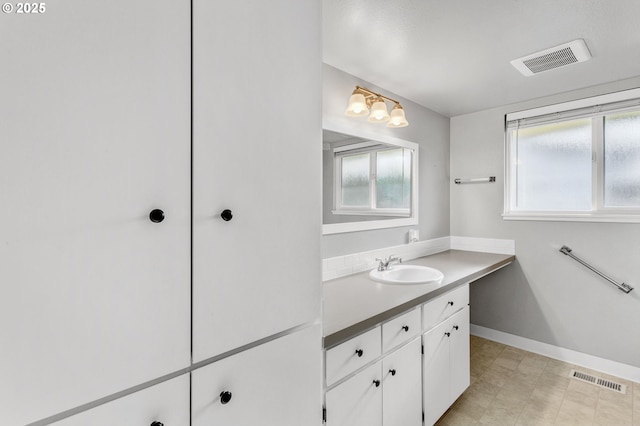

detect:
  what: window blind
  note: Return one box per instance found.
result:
[506,87,640,130]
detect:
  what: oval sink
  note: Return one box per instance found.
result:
[369,265,444,285]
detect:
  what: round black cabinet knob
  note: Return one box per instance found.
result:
[355,349,364,357]
[444,332,451,337]
[149,209,165,223]
[402,325,409,332]
[220,390,233,405]
[448,301,454,306]
[453,325,459,331]
[389,369,397,376]
[373,379,381,388]
[150,422,164,426]
[220,209,233,221]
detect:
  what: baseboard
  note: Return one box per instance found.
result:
[471,324,640,383]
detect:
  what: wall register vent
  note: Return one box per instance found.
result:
[569,369,627,394]
[511,39,591,76]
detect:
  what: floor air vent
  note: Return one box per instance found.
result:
[569,369,627,394]
[511,39,591,76]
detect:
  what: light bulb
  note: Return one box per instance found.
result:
[387,104,408,128]
[345,93,369,117]
[368,98,390,122]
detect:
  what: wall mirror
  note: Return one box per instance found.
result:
[322,125,419,234]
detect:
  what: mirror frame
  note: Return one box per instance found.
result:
[322,122,419,235]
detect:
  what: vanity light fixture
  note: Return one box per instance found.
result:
[344,86,409,128]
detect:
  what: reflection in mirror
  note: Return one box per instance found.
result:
[322,128,418,234]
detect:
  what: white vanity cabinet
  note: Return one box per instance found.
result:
[324,339,422,426]
[422,285,470,426]
[0,1,191,424]
[191,325,322,426]
[53,375,190,426]
[324,309,422,426]
[191,0,323,362]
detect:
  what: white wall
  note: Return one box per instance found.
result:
[322,64,450,258]
[451,75,640,367]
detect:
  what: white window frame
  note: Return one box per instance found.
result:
[504,88,640,223]
[333,144,412,217]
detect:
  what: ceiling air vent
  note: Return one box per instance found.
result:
[511,39,591,76]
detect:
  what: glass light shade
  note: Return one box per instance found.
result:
[368,99,390,122]
[345,93,369,116]
[387,105,409,128]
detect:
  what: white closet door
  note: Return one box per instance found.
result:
[0,1,190,424]
[192,325,322,426]
[192,0,322,361]
[53,375,190,426]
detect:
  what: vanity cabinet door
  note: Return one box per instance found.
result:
[422,320,452,426]
[382,338,422,426]
[422,306,471,426]
[449,307,470,402]
[0,1,190,424]
[192,0,322,361]
[325,361,383,426]
[53,375,190,426]
[192,325,322,426]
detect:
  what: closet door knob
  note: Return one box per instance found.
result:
[448,301,454,306]
[149,209,165,223]
[355,349,364,357]
[389,369,397,376]
[150,422,164,426]
[444,332,451,337]
[220,209,233,221]
[373,379,381,387]
[220,390,233,404]
[453,325,459,331]
[402,325,409,332]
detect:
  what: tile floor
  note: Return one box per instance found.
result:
[436,336,640,426]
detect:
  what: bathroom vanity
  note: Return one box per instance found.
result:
[322,250,514,426]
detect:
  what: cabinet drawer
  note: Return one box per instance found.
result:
[422,284,469,331]
[382,308,421,353]
[326,327,381,387]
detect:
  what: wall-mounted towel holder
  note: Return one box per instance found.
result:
[559,245,633,294]
[454,176,496,184]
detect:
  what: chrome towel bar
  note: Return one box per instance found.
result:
[454,176,496,184]
[559,245,633,294]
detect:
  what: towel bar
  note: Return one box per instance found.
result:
[559,245,633,294]
[454,176,496,184]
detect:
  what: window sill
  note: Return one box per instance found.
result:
[503,212,640,223]
[332,210,410,218]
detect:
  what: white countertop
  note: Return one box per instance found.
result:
[323,250,515,348]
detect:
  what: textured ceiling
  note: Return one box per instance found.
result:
[323,0,640,117]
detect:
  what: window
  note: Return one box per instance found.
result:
[334,145,412,216]
[505,89,640,222]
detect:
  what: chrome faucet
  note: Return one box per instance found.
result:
[375,255,402,271]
